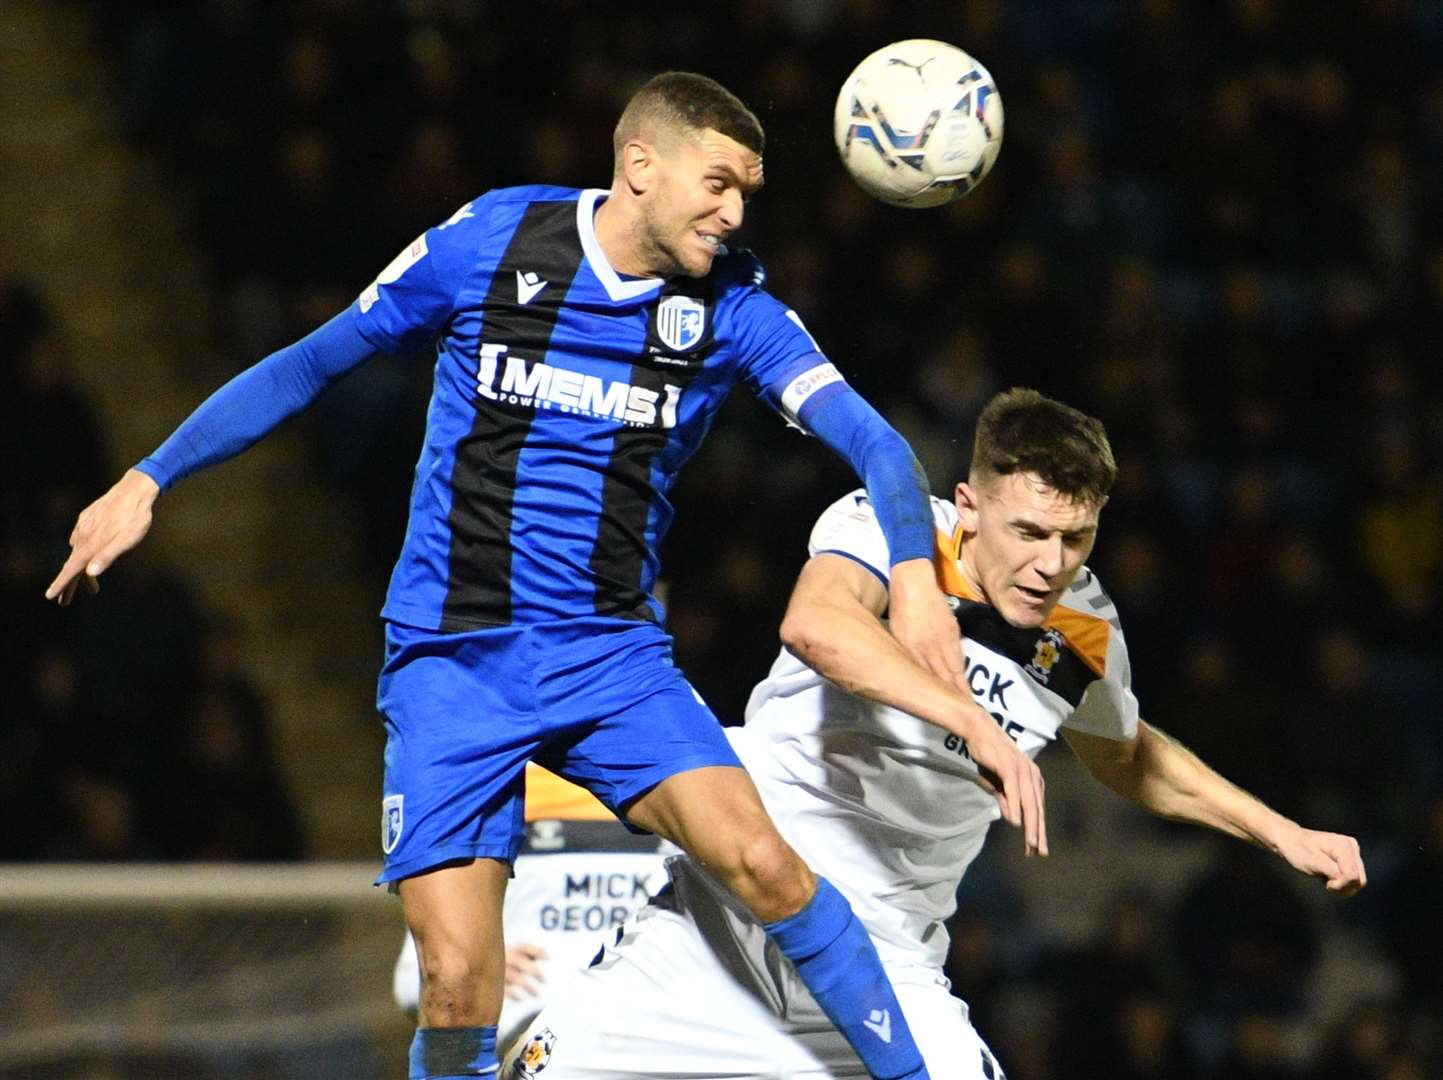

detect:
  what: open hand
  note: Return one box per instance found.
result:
[504,942,549,1000]
[45,469,159,605]
[960,704,1048,857]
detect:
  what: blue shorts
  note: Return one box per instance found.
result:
[375,616,740,884]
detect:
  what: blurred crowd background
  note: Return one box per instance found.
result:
[5,1,1442,1077]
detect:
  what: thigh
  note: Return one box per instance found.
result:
[376,622,539,883]
[623,762,772,862]
[622,763,816,923]
[540,639,741,819]
[504,897,830,1080]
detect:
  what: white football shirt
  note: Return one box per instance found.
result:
[729,490,1139,969]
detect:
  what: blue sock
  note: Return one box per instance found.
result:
[408,1026,498,1079]
[765,878,928,1080]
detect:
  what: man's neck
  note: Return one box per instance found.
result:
[592,189,654,279]
[955,543,986,603]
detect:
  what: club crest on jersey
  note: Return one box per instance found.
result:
[382,794,404,854]
[656,295,706,351]
[1026,628,1065,684]
[513,1027,556,1076]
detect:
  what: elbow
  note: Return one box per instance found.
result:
[779,606,830,667]
[779,610,851,690]
[1084,747,1146,801]
[778,608,814,655]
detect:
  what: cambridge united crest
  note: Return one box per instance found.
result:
[1025,628,1065,684]
[657,295,705,351]
[382,794,404,854]
[513,1027,556,1077]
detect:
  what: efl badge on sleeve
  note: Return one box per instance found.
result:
[359,235,428,314]
[657,296,706,352]
[515,1027,557,1076]
[382,794,404,854]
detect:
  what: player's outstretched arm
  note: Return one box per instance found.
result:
[1063,722,1366,895]
[44,311,381,607]
[781,553,1048,856]
[800,387,968,691]
[45,468,159,605]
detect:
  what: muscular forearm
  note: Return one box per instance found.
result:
[1110,723,1298,852]
[801,387,933,564]
[1071,720,1365,894]
[780,598,978,740]
[782,553,1049,854]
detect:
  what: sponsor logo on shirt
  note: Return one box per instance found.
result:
[536,871,661,933]
[477,344,682,428]
[516,270,548,305]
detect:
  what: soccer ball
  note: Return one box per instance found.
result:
[833,39,1004,209]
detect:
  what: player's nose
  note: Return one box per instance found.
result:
[1034,535,1065,578]
[717,189,743,232]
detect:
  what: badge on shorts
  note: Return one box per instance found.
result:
[382,794,404,854]
[515,1027,556,1076]
[657,295,705,351]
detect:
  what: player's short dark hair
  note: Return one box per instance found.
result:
[970,388,1116,505]
[613,72,764,164]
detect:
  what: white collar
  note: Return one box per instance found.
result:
[577,188,664,302]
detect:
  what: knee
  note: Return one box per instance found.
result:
[708,825,815,922]
[416,937,480,988]
[412,932,492,1024]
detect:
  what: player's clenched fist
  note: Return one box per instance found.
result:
[45,468,160,606]
[1275,825,1367,897]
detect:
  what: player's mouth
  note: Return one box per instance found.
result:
[1015,584,1053,606]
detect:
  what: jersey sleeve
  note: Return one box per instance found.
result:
[351,196,491,354]
[807,490,892,587]
[135,308,378,490]
[1062,590,1141,741]
[726,279,850,426]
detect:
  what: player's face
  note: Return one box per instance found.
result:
[955,471,1101,629]
[639,128,763,278]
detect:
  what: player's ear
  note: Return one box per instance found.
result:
[955,481,981,534]
[621,139,654,195]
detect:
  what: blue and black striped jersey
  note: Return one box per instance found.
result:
[352,186,839,631]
